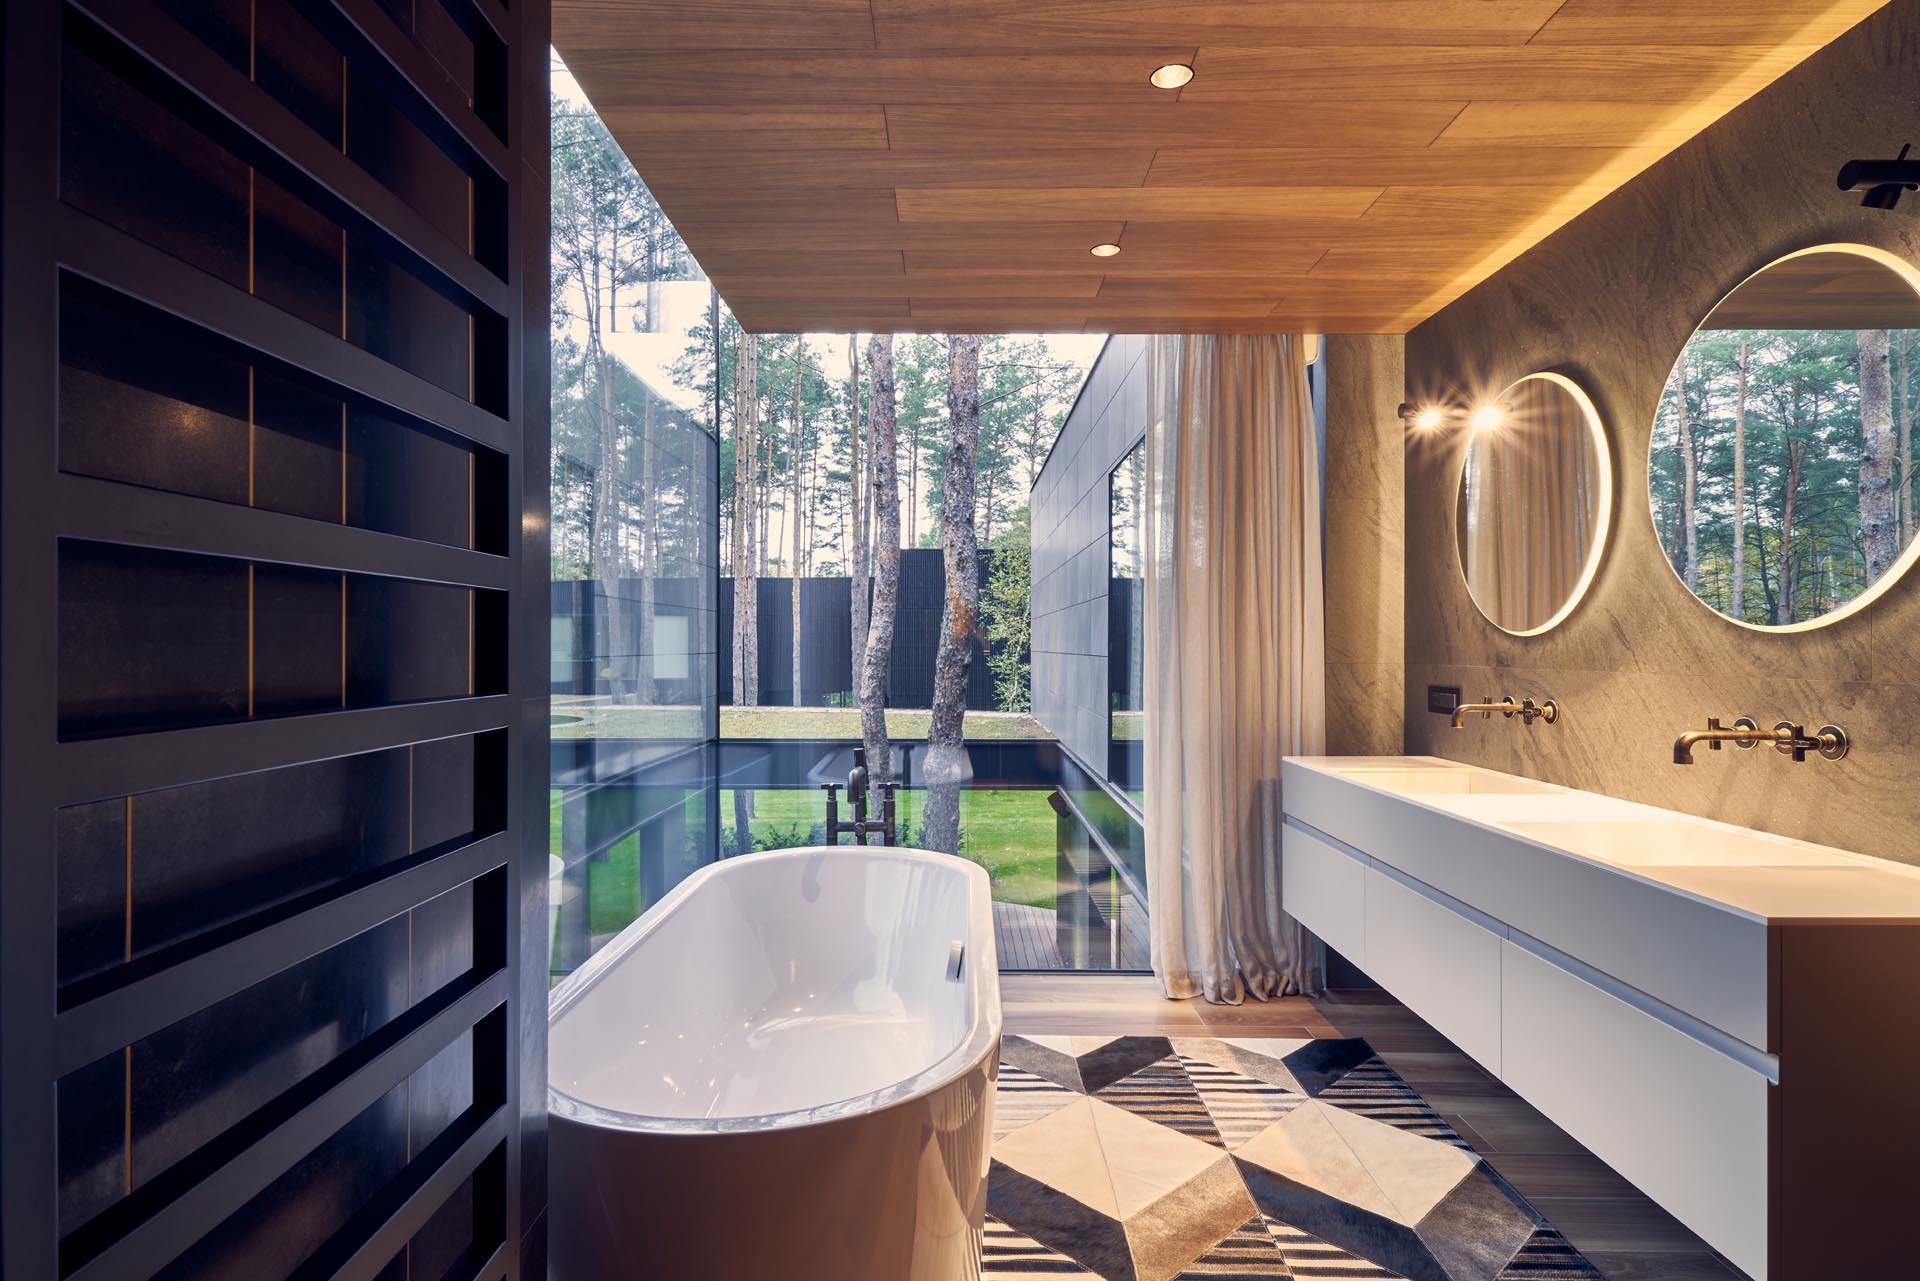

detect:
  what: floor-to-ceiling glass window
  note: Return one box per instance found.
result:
[547,54,1135,974]
[547,66,719,981]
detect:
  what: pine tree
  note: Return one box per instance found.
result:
[861,336,901,786]
[924,335,982,856]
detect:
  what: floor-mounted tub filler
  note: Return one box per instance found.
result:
[549,846,1003,1281]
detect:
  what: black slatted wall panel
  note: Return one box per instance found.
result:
[1,0,549,1277]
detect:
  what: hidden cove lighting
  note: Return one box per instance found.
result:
[1090,242,1122,258]
[1149,62,1195,89]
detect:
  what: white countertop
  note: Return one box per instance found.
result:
[1283,756,1920,924]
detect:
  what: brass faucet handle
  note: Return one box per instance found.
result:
[1518,697,1560,725]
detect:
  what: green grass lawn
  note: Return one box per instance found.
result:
[551,785,1060,954]
[719,787,1059,909]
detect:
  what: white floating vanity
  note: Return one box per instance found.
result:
[1281,755,1920,1281]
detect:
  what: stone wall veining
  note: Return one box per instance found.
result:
[1404,0,1920,862]
[1324,335,1408,756]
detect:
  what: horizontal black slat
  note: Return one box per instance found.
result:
[300,1110,506,1281]
[305,0,511,177]
[61,968,509,1281]
[55,213,513,455]
[66,0,512,316]
[57,696,512,804]
[57,831,510,1072]
[57,476,512,590]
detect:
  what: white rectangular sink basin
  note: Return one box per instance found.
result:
[1504,819,1835,869]
[1330,766,1558,796]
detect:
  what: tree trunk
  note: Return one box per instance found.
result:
[761,420,775,577]
[733,332,761,708]
[1777,440,1804,625]
[1859,329,1898,580]
[860,336,901,787]
[906,412,920,547]
[590,340,631,703]
[1028,395,1044,489]
[791,339,806,707]
[981,454,999,545]
[1731,338,1748,620]
[848,339,869,695]
[636,390,657,704]
[1677,357,1700,591]
[922,335,981,856]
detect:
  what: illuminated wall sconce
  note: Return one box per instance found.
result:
[1399,400,1511,432]
[1398,402,1448,431]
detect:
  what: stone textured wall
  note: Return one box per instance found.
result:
[1404,0,1920,861]
[1325,335,1408,756]
[1031,335,1148,772]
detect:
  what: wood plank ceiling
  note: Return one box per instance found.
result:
[552,1,1891,334]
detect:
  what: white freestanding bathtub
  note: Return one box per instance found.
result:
[548,846,1002,1281]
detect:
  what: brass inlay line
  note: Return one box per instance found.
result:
[340,575,348,708]
[247,564,255,719]
[340,404,348,524]
[247,367,255,507]
[467,590,474,697]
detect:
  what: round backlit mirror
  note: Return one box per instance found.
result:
[1455,373,1612,635]
[1650,245,1920,631]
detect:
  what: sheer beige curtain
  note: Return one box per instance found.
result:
[1144,334,1326,1004]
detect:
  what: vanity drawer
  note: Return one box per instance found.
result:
[1281,823,1366,967]
[1501,941,1769,1281]
[1364,868,1503,1075]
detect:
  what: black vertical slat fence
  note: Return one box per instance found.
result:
[1,0,548,1278]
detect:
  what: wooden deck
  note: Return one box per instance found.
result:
[999,975,1742,1281]
[992,898,1152,971]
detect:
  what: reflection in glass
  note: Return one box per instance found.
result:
[1456,374,1609,635]
[1650,247,1920,629]
[1109,439,1146,796]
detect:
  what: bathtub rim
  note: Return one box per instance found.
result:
[547,844,1003,1136]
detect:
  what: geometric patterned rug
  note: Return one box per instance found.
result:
[986,1035,1604,1281]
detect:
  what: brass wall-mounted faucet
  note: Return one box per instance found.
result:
[1671,717,1850,765]
[1450,695,1559,730]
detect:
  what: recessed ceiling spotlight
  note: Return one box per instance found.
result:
[1090,242,1121,258]
[1149,62,1195,90]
